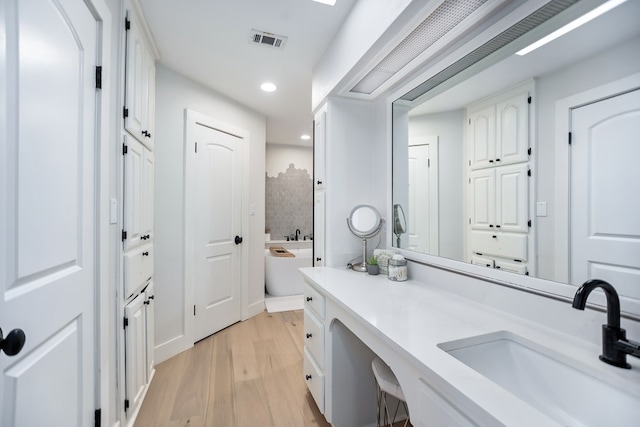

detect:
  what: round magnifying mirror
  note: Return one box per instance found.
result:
[348,205,382,238]
[347,205,383,272]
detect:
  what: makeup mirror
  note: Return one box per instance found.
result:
[347,205,383,272]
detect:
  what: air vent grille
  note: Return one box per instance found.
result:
[250,29,288,49]
[350,0,488,95]
[398,0,579,101]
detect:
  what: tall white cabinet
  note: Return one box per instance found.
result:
[120,0,157,424]
[466,84,534,275]
[313,107,327,267]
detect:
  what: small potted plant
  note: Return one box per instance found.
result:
[366,255,379,275]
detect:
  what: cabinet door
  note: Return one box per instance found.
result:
[144,281,155,380]
[471,254,495,268]
[496,93,529,166]
[314,110,326,189]
[141,51,155,149]
[141,148,154,242]
[468,105,495,170]
[123,136,145,251]
[124,9,146,142]
[125,293,147,415]
[313,192,325,266]
[495,164,528,233]
[469,168,495,230]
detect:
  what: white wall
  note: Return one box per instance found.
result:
[154,65,266,361]
[266,144,312,177]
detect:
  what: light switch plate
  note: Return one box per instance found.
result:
[536,201,548,217]
[110,198,118,224]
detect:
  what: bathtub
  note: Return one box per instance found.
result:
[265,247,312,296]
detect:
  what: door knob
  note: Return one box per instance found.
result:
[0,327,26,356]
[234,235,243,245]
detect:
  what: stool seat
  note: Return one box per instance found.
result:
[372,357,405,401]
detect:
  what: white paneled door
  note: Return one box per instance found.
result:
[571,89,640,300]
[1,0,99,425]
[193,123,243,342]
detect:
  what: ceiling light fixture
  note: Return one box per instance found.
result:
[516,0,627,56]
[301,134,311,140]
[260,82,277,92]
[312,0,337,6]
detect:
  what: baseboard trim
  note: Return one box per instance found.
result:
[155,334,193,364]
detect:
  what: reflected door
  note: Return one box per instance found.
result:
[0,0,99,424]
[570,89,640,300]
[408,137,439,254]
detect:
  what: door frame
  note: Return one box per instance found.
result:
[91,0,112,423]
[553,73,640,284]
[184,109,250,345]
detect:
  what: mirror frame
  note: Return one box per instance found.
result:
[386,0,640,319]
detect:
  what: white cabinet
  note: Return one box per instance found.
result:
[466,87,533,275]
[469,163,529,233]
[124,281,155,418]
[123,136,154,252]
[303,282,326,413]
[469,92,529,170]
[124,2,156,148]
[313,108,327,266]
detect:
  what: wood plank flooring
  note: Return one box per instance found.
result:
[134,310,330,427]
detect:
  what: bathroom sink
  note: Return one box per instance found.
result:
[438,331,640,427]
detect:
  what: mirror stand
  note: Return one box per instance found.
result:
[347,205,384,272]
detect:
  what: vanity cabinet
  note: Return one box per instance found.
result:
[303,282,326,412]
[124,1,156,149]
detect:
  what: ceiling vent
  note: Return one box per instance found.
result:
[350,0,489,95]
[250,29,288,49]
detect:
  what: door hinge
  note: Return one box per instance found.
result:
[194,305,196,316]
[124,399,130,411]
[528,96,532,104]
[125,17,130,31]
[527,147,532,156]
[427,158,430,167]
[527,169,531,177]
[123,107,129,119]
[568,132,572,145]
[123,317,128,329]
[121,230,127,241]
[95,66,102,90]
[195,142,198,153]
[95,409,101,427]
[528,219,532,227]
[122,143,128,155]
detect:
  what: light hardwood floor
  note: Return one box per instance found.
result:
[134,310,331,427]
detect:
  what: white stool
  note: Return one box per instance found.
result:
[372,357,410,427]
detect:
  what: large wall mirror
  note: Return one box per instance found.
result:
[392,0,640,314]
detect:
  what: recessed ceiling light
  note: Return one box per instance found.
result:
[516,0,627,56]
[301,134,311,140]
[312,0,337,5]
[260,82,277,92]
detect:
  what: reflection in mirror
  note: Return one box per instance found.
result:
[392,0,640,306]
[347,205,383,272]
[393,204,406,248]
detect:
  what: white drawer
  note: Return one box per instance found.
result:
[304,309,324,368]
[470,231,527,261]
[124,244,154,298]
[304,282,325,319]
[303,347,325,414]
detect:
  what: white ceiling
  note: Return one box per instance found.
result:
[138,0,358,147]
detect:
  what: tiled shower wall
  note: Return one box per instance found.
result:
[265,163,312,241]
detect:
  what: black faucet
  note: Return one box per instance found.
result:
[295,229,301,241]
[572,279,640,368]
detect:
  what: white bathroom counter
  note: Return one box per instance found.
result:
[299,266,640,426]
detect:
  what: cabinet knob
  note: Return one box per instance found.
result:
[306,333,312,339]
[142,251,149,256]
[306,297,312,302]
[492,235,497,239]
[317,180,323,185]
[316,257,322,262]
[0,327,26,356]
[495,158,501,162]
[305,375,312,381]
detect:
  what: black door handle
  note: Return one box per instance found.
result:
[235,236,243,245]
[0,327,26,356]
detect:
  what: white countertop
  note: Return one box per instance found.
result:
[300,267,640,426]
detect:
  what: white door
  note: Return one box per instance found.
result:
[1,0,98,425]
[469,168,496,231]
[193,124,243,342]
[408,145,430,252]
[468,105,495,169]
[495,163,529,233]
[570,89,640,300]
